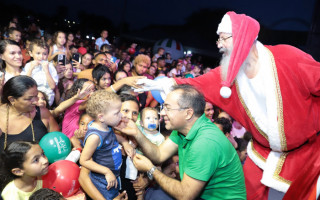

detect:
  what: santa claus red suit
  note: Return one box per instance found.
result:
[174,12,320,200]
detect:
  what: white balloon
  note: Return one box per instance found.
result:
[153,38,184,60]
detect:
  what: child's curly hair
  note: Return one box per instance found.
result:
[86,90,120,119]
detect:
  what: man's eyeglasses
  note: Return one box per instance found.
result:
[162,105,188,112]
[216,36,232,45]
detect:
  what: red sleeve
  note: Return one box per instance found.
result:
[267,45,320,97]
[297,60,320,97]
[174,68,222,104]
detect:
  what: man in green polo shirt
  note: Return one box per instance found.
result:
[116,84,246,199]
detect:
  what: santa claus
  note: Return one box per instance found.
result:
[136,11,320,200]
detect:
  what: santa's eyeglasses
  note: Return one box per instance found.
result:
[216,36,232,44]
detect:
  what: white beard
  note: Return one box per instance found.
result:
[219,46,233,81]
[219,45,253,82]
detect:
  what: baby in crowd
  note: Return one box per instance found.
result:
[137,107,165,154]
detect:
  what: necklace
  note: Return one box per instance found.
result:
[4,105,35,149]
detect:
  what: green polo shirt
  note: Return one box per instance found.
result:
[169,114,246,200]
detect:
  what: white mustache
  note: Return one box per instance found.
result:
[219,48,226,53]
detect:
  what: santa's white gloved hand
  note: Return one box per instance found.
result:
[134,78,163,92]
[134,77,175,101]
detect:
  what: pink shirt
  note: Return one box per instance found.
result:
[62,100,85,138]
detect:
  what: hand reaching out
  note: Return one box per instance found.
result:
[75,82,95,100]
[72,59,84,70]
[114,118,139,137]
[133,78,162,93]
[133,154,154,172]
[121,76,146,89]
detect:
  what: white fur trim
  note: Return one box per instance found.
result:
[248,143,291,192]
[261,152,290,193]
[236,41,282,151]
[217,14,232,35]
[238,42,290,193]
[247,140,266,170]
[257,42,282,151]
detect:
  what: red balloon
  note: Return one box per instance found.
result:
[42,160,80,197]
[128,48,135,55]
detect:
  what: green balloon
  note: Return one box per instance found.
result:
[39,131,72,163]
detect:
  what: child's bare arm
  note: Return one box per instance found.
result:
[70,136,83,149]
[80,134,109,173]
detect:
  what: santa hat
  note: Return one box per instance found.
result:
[217,11,260,98]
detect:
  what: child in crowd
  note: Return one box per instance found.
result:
[81,53,93,69]
[22,39,59,106]
[214,117,238,149]
[70,112,93,149]
[29,188,64,200]
[48,31,68,61]
[37,81,94,118]
[8,27,22,43]
[95,29,110,50]
[118,61,132,74]
[62,79,95,138]
[137,107,165,153]
[58,63,74,102]
[132,107,165,200]
[190,65,202,77]
[92,64,112,90]
[168,61,183,78]
[66,32,75,49]
[80,90,123,200]
[114,70,128,82]
[0,141,49,200]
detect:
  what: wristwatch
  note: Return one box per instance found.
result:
[147,166,157,180]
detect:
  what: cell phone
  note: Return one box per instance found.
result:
[72,53,81,63]
[58,54,66,66]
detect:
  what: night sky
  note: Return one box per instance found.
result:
[2,0,316,31]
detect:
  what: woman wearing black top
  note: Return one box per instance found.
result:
[0,75,59,151]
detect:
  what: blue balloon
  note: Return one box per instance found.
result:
[151,76,165,104]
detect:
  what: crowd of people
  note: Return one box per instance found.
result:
[1,9,319,200]
[0,14,250,200]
